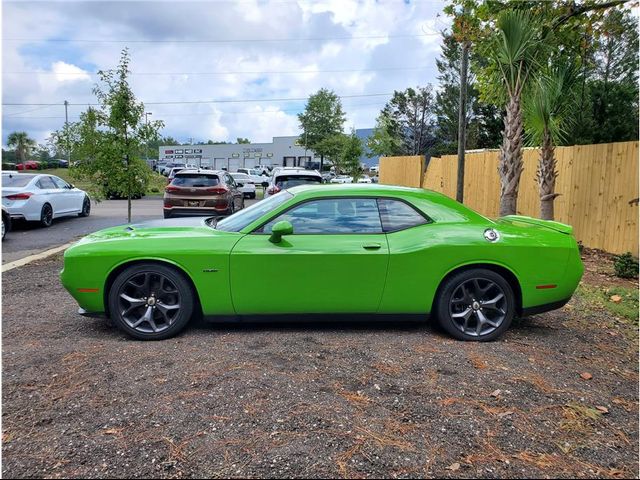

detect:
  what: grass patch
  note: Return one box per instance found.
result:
[576,284,639,325]
[40,168,166,196]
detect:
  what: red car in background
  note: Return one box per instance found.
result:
[16,161,40,170]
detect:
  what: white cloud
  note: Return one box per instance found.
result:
[2,0,448,145]
[51,61,92,83]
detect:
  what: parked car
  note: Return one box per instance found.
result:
[2,206,11,240]
[163,169,244,218]
[230,172,257,199]
[253,165,272,176]
[2,173,90,227]
[264,167,323,198]
[237,168,268,184]
[370,165,379,174]
[322,172,336,183]
[161,163,186,176]
[167,167,186,183]
[61,184,584,341]
[16,161,40,171]
[357,176,372,184]
[330,175,353,184]
[55,159,69,168]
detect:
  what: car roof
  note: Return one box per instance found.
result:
[175,168,223,175]
[287,183,438,198]
[274,168,321,177]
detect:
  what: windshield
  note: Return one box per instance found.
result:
[275,175,322,189]
[2,174,34,187]
[215,191,293,232]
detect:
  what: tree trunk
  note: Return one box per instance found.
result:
[320,154,324,173]
[498,93,524,216]
[537,128,558,220]
[456,41,470,204]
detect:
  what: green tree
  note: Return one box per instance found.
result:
[53,49,164,222]
[486,11,544,216]
[374,86,436,157]
[6,132,36,169]
[340,132,364,180]
[524,63,580,220]
[236,137,251,144]
[367,112,403,158]
[298,88,346,172]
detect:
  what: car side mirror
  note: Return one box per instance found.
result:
[261,181,269,188]
[68,184,74,189]
[237,182,244,187]
[269,220,293,244]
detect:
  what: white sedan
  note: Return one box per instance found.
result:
[357,176,372,184]
[229,172,257,199]
[330,175,353,184]
[2,173,90,227]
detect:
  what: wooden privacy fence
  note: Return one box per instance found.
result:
[379,141,639,255]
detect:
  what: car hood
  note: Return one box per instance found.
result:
[74,216,234,244]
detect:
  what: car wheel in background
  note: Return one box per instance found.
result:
[40,203,53,227]
[79,196,91,217]
[435,268,515,342]
[108,263,195,340]
[163,211,171,219]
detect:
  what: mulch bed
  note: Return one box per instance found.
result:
[2,251,637,478]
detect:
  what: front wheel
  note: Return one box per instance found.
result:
[435,269,515,341]
[108,263,195,340]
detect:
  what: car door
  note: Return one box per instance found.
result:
[50,176,79,213]
[224,173,243,210]
[229,197,389,314]
[35,176,64,215]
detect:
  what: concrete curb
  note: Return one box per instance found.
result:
[2,242,75,273]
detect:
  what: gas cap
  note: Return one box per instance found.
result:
[484,228,500,242]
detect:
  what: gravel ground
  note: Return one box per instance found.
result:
[2,252,638,479]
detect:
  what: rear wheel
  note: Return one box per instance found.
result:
[108,263,194,340]
[78,196,91,217]
[435,269,515,341]
[40,203,53,227]
[163,210,172,219]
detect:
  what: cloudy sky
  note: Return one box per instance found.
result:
[2,0,448,147]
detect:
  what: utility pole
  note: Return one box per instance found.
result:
[64,100,70,164]
[456,39,470,204]
[144,112,152,164]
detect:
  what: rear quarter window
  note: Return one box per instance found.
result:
[377,198,430,232]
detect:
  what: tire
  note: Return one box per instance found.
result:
[108,263,195,340]
[163,210,172,219]
[435,268,515,342]
[226,199,236,216]
[2,219,5,241]
[250,193,256,199]
[78,196,91,217]
[40,203,53,227]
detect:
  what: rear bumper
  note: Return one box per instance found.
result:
[521,297,572,317]
[164,207,227,217]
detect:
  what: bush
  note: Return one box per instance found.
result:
[613,252,639,279]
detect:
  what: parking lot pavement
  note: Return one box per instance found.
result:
[2,255,638,479]
[2,196,260,264]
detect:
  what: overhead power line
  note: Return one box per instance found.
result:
[3,101,388,120]
[4,65,436,76]
[2,92,394,107]
[3,32,440,44]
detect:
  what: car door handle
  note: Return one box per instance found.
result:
[362,243,382,250]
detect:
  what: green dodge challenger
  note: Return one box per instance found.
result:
[60,184,583,341]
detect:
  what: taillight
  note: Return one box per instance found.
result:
[5,192,33,200]
[205,187,228,194]
[165,185,181,193]
[267,186,280,195]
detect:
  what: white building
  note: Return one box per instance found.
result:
[159,136,318,171]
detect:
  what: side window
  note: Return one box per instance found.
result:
[226,174,236,188]
[36,177,57,189]
[377,199,430,232]
[259,198,382,234]
[51,177,69,189]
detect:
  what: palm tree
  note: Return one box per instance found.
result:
[524,64,579,220]
[7,131,36,169]
[492,11,543,216]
